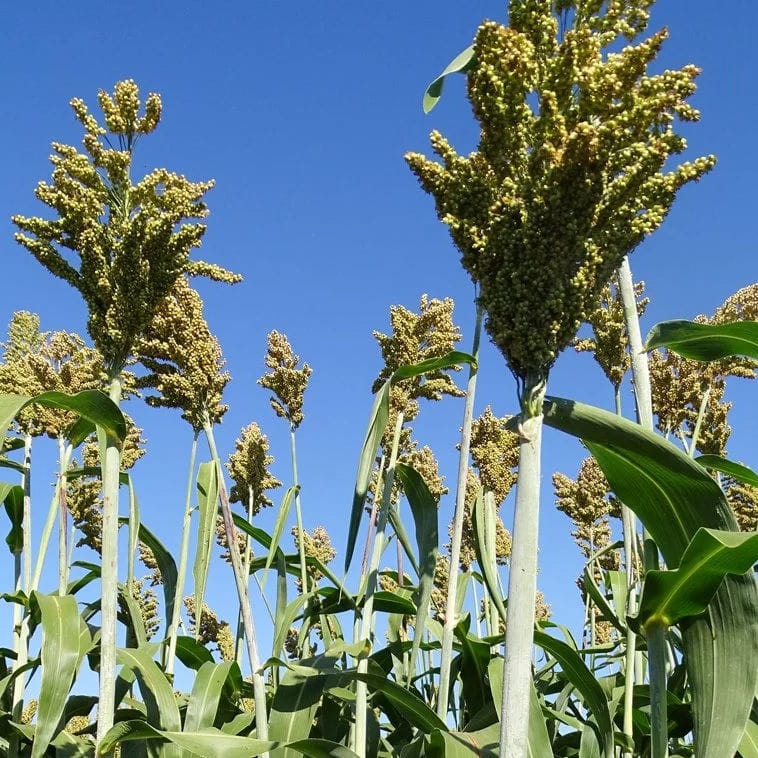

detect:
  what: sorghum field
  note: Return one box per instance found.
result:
[1,1,756,757]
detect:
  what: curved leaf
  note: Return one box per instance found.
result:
[634,528,758,630]
[696,455,758,488]
[116,647,182,734]
[0,391,126,448]
[543,396,758,758]
[346,671,447,733]
[645,319,758,361]
[471,487,507,623]
[30,592,90,758]
[185,660,235,732]
[100,721,276,757]
[285,739,359,758]
[533,630,613,758]
[269,667,328,757]
[422,46,476,113]
[2,484,24,554]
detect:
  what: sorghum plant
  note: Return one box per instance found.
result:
[12,79,238,748]
[407,1,714,752]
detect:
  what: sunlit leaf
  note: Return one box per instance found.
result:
[422,46,476,113]
[645,319,758,361]
[634,528,758,630]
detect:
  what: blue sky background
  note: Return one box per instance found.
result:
[1,1,756,666]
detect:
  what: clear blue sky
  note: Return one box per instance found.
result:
[2,2,756,648]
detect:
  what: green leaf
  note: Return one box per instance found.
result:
[284,739,360,758]
[454,618,491,721]
[263,485,300,586]
[428,723,498,756]
[345,351,475,574]
[533,630,613,758]
[30,592,91,758]
[2,485,24,554]
[543,396,758,758]
[645,319,758,361]
[116,647,182,756]
[387,504,421,577]
[184,661,235,732]
[173,635,215,671]
[125,520,178,650]
[99,721,276,757]
[422,45,476,113]
[395,462,438,684]
[696,455,758,488]
[390,351,476,383]
[0,391,126,448]
[634,528,758,630]
[737,718,758,758]
[471,486,507,623]
[269,666,329,757]
[346,671,447,733]
[346,380,391,574]
[194,461,219,628]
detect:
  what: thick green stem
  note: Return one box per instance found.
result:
[499,374,545,758]
[57,437,71,595]
[354,411,404,757]
[11,434,33,728]
[164,431,199,676]
[437,303,481,719]
[96,376,123,751]
[647,621,670,758]
[204,420,269,748]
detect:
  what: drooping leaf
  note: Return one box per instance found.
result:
[99,721,276,757]
[454,617,491,721]
[344,671,447,734]
[427,722,498,756]
[116,647,182,748]
[696,455,758,488]
[194,461,219,628]
[2,485,24,554]
[173,635,215,671]
[30,592,91,758]
[422,46,476,113]
[387,504,421,577]
[634,528,758,630]
[488,657,553,758]
[543,396,758,758]
[0,391,126,448]
[533,630,613,758]
[645,319,758,361]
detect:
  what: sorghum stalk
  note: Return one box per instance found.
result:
[688,386,712,457]
[500,374,545,758]
[437,302,481,719]
[57,437,72,595]
[203,419,269,747]
[354,411,404,757]
[647,621,670,758]
[164,430,199,676]
[96,375,123,748]
[290,423,309,605]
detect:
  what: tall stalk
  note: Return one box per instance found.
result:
[618,255,669,755]
[500,373,546,758]
[96,375,123,750]
[164,431,199,676]
[203,420,269,747]
[289,425,309,624]
[437,303,481,719]
[354,412,404,757]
